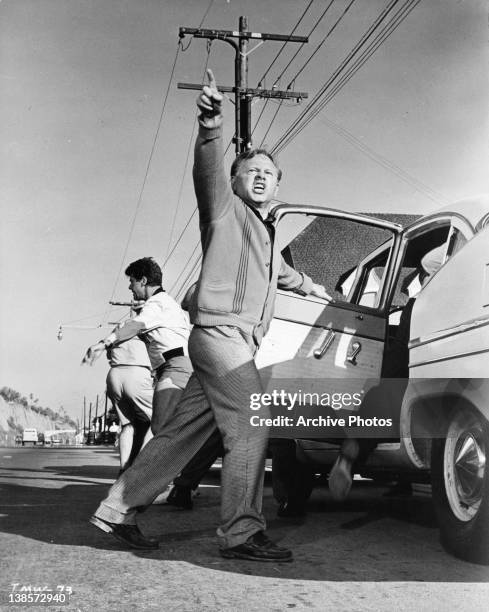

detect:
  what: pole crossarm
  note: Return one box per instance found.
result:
[178,17,309,153]
[177,82,308,100]
[179,27,308,44]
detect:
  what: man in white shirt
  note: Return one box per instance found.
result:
[83,257,192,434]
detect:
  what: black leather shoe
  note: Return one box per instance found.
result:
[166,485,193,510]
[220,531,293,562]
[89,515,159,550]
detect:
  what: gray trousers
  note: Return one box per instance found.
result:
[94,325,270,549]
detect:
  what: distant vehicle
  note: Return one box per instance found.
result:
[37,432,45,446]
[14,435,22,446]
[22,428,38,446]
[257,195,489,565]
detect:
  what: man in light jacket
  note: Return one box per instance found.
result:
[89,70,330,561]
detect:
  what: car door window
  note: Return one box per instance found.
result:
[277,213,396,308]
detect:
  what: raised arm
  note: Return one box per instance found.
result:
[193,69,233,224]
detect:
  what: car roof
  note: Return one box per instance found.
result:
[414,194,489,231]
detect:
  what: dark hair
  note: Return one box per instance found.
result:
[125,257,162,286]
[230,148,282,182]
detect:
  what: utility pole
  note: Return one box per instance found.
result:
[178,16,308,154]
[103,392,108,443]
[88,402,92,443]
[83,396,86,441]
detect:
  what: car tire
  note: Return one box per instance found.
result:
[431,409,489,565]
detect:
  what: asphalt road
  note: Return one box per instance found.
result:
[1,446,488,611]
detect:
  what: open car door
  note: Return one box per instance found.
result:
[255,205,403,436]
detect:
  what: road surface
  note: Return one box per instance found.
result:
[1,446,488,611]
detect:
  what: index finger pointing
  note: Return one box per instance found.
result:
[206,68,217,91]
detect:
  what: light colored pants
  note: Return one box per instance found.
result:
[95,325,270,549]
[106,366,153,424]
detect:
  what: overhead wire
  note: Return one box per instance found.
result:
[104,0,216,320]
[168,240,201,295]
[163,0,216,264]
[253,0,335,139]
[259,98,285,147]
[308,0,421,111]
[257,0,341,145]
[102,38,182,323]
[271,0,402,153]
[271,0,423,155]
[181,0,216,51]
[319,115,448,205]
[287,0,357,86]
[252,0,317,137]
[175,251,202,301]
[164,43,213,264]
[164,134,234,294]
[256,0,316,88]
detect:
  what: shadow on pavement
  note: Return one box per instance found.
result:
[1,456,488,582]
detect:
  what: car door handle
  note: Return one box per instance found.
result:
[313,329,336,359]
[347,341,362,365]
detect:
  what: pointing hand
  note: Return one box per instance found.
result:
[197,69,224,126]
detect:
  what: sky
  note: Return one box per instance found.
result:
[1,0,488,422]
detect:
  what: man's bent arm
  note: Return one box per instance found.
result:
[277,256,314,295]
[104,320,146,347]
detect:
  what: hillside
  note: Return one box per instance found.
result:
[0,388,77,446]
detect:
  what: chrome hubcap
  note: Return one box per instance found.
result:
[453,433,485,508]
[445,417,486,522]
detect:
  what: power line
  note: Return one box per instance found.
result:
[271,0,422,155]
[103,39,182,323]
[259,98,285,147]
[256,0,316,87]
[271,0,401,153]
[163,135,234,281]
[292,0,422,148]
[286,0,357,86]
[61,306,128,327]
[319,114,448,205]
[175,252,202,301]
[164,44,212,264]
[181,0,216,51]
[311,0,421,110]
[105,0,216,320]
[257,0,341,146]
[169,240,201,295]
[163,208,197,267]
[253,0,335,139]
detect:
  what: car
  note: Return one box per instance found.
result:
[256,194,489,565]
